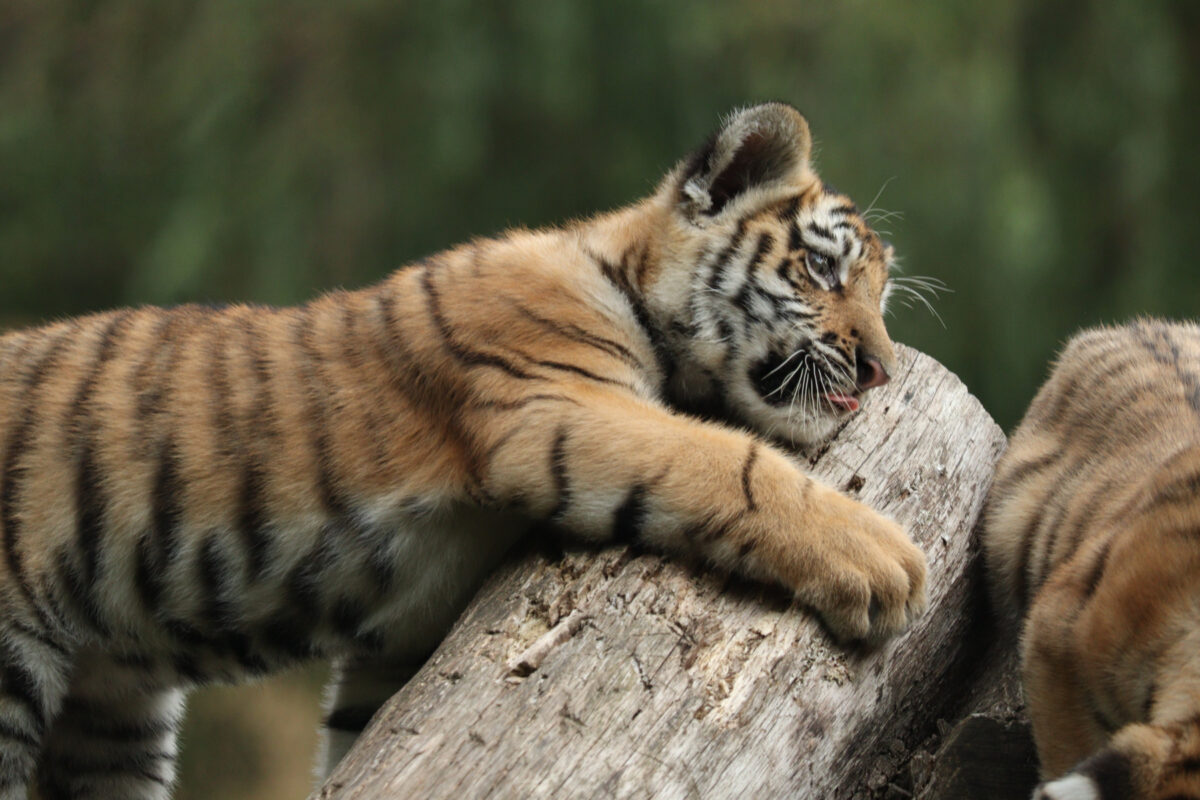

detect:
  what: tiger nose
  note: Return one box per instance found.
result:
[855,349,890,391]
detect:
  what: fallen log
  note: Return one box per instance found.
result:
[314,344,1011,799]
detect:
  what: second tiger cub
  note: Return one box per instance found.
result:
[984,319,1200,800]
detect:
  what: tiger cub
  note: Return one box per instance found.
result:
[983,319,1200,800]
[0,103,926,798]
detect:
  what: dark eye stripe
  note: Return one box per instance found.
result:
[805,222,836,242]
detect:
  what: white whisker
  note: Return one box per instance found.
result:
[861,177,898,219]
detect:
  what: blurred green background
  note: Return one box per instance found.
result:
[3,1,1198,797]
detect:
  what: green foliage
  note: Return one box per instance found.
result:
[3,2,1199,427]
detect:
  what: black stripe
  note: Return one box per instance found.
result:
[788,221,803,252]
[1088,700,1120,735]
[526,358,632,388]
[1043,351,1142,428]
[477,427,525,488]
[341,303,392,472]
[548,428,571,521]
[1132,323,1200,417]
[0,718,38,749]
[1011,507,1043,610]
[741,444,759,512]
[74,445,106,587]
[54,548,108,634]
[1141,466,1200,516]
[69,314,129,592]
[134,534,164,612]
[590,249,676,389]
[632,240,654,290]
[218,318,271,579]
[1027,489,1076,598]
[325,705,378,733]
[362,525,398,593]
[731,233,775,322]
[150,445,184,568]
[1,327,76,625]
[705,219,749,296]
[235,465,272,579]
[239,315,277,578]
[1056,474,1124,559]
[372,286,427,394]
[9,620,68,658]
[57,697,178,743]
[0,641,45,730]
[293,307,351,517]
[259,522,341,658]
[992,450,1061,497]
[1079,538,1113,601]
[1011,459,1086,607]
[140,311,188,610]
[43,751,172,785]
[1174,756,1200,775]
[1078,748,1132,800]
[196,535,233,630]
[806,222,835,242]
[612,484,649,544]
[775,196,800,221]
[132,315,173,426]
[331,596,368,638]
[512,303,645,371]
[420,266,539,380]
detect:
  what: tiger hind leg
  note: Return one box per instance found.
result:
[316,658,421,781]
[0,620,74,799]
[34,650,184,800]
[1031,607,1200,799]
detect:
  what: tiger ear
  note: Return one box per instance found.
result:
[677,103,814,220]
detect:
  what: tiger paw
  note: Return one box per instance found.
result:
[789,487,928,644]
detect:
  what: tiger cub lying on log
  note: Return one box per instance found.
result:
[984,319,1200,800]
[0,103,925,798]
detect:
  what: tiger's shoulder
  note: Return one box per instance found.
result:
[982,318,1200,799]
[983,317,1200,617]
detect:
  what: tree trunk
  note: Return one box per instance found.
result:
[313,344,1020,800]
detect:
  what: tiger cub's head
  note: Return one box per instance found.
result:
[637,103,899,446]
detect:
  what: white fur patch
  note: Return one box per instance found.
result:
[1034,773,1100,800]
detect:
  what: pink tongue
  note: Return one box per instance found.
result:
[825,393,860,412]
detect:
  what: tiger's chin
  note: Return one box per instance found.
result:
[728,353,857,447]
[726,378,847,449]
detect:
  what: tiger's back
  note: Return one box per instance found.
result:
[983,318,1200,800]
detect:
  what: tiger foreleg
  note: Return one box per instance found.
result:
[316,658,422,780]
[1022,582,1112,782]
[1030,604,1200,800]
[482,392,927,643]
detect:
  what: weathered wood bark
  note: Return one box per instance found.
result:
[314,345,1014,800]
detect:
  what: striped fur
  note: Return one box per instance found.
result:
[983,319,1200,800]
[0,103,925,797]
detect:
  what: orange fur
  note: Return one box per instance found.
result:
[0,104,923,797]
[984,319,1200,800]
